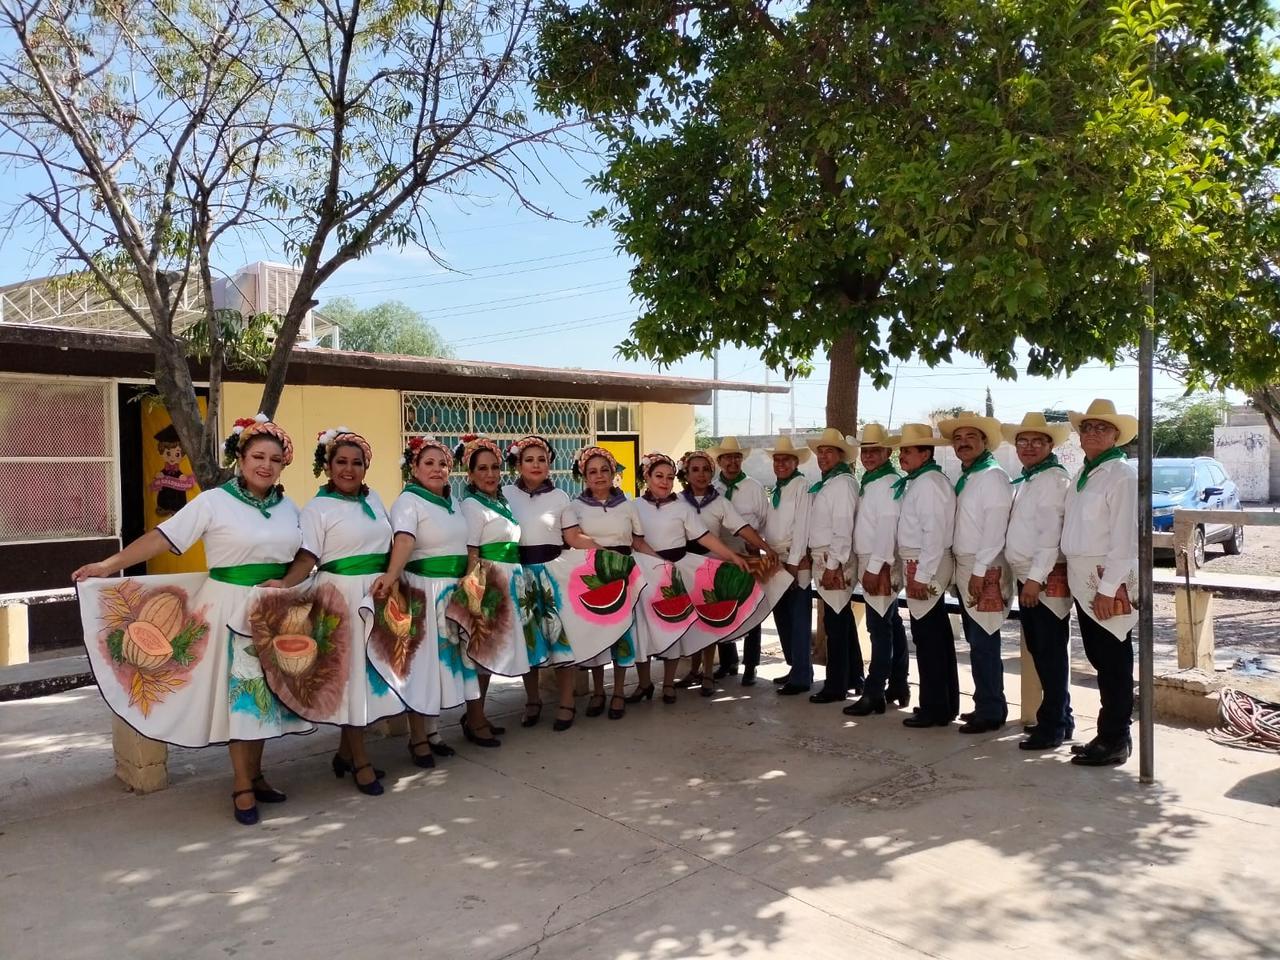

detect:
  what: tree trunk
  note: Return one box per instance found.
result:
[825,327,861,435]
[152,336,228,490]
[1249,386,1280,444]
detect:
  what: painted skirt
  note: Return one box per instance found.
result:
[536,547,644,667]
[244,573,407,726]
[366,572,478,715]
[78,574,314,748]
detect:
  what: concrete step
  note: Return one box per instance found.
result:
[0,654,93,702]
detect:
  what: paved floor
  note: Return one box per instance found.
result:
[2,630,1278,960]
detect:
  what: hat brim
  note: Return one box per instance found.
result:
[805,439,858,460]
[709,445,752,460]
[1000,423,1071,446]
[857,436,898,449]
[887,436,948,448]
[766,446,812,463]
[1068,411,1138,447]
[938,416,1004,450]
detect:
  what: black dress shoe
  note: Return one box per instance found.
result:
[773,675,789,685]
[960,710,976,722]
[886,687,911,708]
[843,696,887,717]
[673,672,702,689]
[1018,732,1065,751]
[903,715,948,728]
[460,716,501,748]
[808,689,847,704]
[1070,736,1102,756]
[1071,739,1131,767]
[712,664,738,680]
[741,667,756,686]
[777,683,810,696]
[958,718,1005,735]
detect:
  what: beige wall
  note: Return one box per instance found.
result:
[221,383,404,504]
[639,401,695,458]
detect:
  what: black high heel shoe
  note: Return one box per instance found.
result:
[232,788,259,826]
[521,701,543,728]
[553,705,577,732]
[624,684,655,704]
[585,693,607,717]
[662,684,677,705]
[351,763,385,796]
[251,775,287,804]
[673,671,702,689]
[460,715,501,747]
[333,754,387,780]
[608,694,626,720]
[407,739,436,769]
[427,733,457,757]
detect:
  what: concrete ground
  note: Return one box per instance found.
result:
[2,627,1278,960]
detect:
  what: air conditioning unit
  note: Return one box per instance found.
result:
[212,262,312,342]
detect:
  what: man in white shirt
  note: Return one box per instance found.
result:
[804,427,862,704]
[939,412,1013,734]
[845,424,910,716]
[893,424,959,728]
[1002,413,1075,751]
[712,437,769,685]
[762,436,814,695]
[1062,399,1139,767]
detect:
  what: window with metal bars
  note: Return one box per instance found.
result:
[402,391,594,495]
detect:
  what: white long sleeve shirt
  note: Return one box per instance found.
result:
[1062,455,1138,598]
[853,469,900,575]
[763,474,811,567]
[951,464,1013,576]
[1004,463,1070,584]
[895,469,955,585]
[715,474,767,531]
[806,471,858,569]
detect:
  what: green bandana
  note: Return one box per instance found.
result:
[891,461,943,501]
[770,472,802,509]
[317,485,377,521]
[404,482,453,514]
[719,472,745,501]
[1012,453,1067,485]
[1077,447,1127,491]
[859,461,901,495]
[808,460,853,494]
[220,479,283,518]
[954,449,1002,495]
[466,488,516,524]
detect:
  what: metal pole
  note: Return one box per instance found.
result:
[713,350,720,436]
[789,375,796,433]
[764,367,771,439]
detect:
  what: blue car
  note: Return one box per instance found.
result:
[1151,457,1244,567]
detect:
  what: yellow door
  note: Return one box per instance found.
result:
[140,394,208,574]
[597,436,639,497]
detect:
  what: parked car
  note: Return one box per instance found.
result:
[1151,457,1244,566]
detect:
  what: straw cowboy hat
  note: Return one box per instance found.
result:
[805,427,859,461]
[764,434,812,464]
[1001,412,1071,447]
[889,423,948,448]
[854,423,898,449]
[707,436,752,460]
[938,411,1004,450]
[1069,398,1138,446]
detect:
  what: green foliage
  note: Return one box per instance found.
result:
[594,548,635,583]
[536,0,1280,399]
[168,619,206,667]
[319,298,453,358]
[711,562,756,603]
[1152,394,1229,457]
[312,612,340,655]
[106,629,125,663]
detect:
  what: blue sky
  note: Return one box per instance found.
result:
[0,139,1229,435]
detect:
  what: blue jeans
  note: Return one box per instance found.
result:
[958,602,1007,724]
[864,600,909,699]
[773,581,813,688]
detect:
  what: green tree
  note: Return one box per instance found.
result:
[0,0,571,487]
[1151,394,1229,458]
[320,299,453,359]
[536,1,1264,433]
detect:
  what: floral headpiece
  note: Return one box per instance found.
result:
[676,449,713,484]
[639,451,676,486]
[505,435,555,470]
[401,435,453,482]
[454,433,503,471]
[572,444,619,481]
[223,413,294,467]
[313,426,372,478]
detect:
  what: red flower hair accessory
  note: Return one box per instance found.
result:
[401,434,453,482]
[223,413,294,467]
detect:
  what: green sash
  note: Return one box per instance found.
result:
[316,486,377,521]
[405,555,468,578]
[718,472,745,501]
[466,488,516,523]
[1012,454,1066,485]
[891,461,943,501]
[954,449,1003,495]
[770,471,801,509]
[404,482,453,514]
[219,480,283,518]
[859,461,900,495]
[478,541,520,564]
[808,460,853,494]
[318,553,389,575]
[208,562,288,586]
